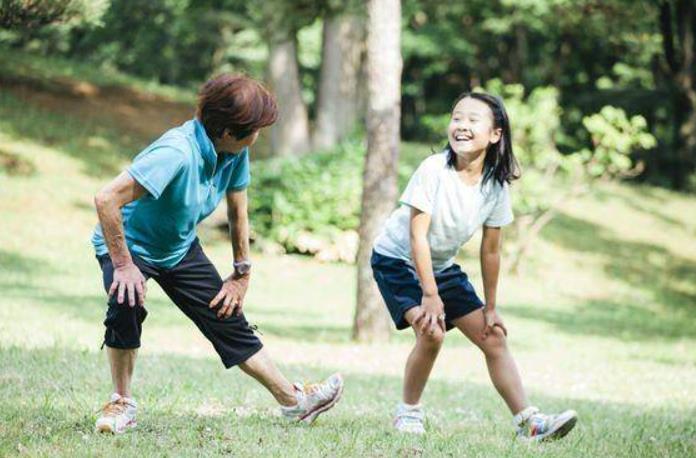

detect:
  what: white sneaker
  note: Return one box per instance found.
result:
[514,406,577,441]
[95,393,137,434]
[394,403,425,434]
[280,373,344,424]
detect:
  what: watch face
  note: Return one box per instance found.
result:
[235,262,251,276]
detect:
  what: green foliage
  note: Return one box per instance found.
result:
[248,138,365,252]
[0,0,108,29]
[68,0,257,85]
[579,106,656,177]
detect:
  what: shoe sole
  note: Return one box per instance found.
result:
[95,419,136,434]
[538,413,577,442]
[300,375,344,425]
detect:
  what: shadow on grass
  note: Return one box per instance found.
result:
[592,183,684,227]
[253,322,352,344]
[507,299,695,340]
[529,213,696,341]
[0,249,57,292]
[1,345,694,457]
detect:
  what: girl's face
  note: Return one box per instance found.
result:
[447,97,501,157]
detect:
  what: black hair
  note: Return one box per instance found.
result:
[443,92,520,188]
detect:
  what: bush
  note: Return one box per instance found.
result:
[249,138,366,258]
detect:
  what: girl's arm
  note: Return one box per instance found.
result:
[410,207,446,334]
[480,225,508,338]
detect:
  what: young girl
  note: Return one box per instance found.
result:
[371,92,577,441]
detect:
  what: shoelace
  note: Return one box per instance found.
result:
[398,410,424,422]
[99,399,130,416]
[398,413,423,423]
[299,380,333,400]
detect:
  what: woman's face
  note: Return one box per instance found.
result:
[447,97,501,156]
[240,130,260,147]
[218,129,259,154]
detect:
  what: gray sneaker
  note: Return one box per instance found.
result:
[280,373,344,424]
[394,403,426,434]
[514,406,577,441]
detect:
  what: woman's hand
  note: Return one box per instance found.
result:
[482,306,507,339]
[209,274,250,319]
[109,262,147,307]
[414,293,446,335]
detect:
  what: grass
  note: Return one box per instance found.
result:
[1,52,696,457]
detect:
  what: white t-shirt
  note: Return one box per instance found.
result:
[373,152,514,272]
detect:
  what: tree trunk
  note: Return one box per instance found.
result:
[353,0,402,342]
[267,33,311,156]
[314,14,365,150]
[659,0,696,187]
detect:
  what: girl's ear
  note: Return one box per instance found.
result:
[490,127,503,145]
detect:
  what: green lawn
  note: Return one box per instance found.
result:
[1,63,696,457]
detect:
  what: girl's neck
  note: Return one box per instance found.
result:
[453,149,485,183]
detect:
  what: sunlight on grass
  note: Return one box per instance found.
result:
[1,61,695,457]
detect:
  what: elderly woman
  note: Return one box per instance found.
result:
[91,74,343,434]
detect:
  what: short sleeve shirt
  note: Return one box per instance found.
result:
[91,119,250,268]
[373,152,514,272]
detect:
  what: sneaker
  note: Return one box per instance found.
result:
[514,406,577,442]
[394,403,426,434]
[280,373,344,424]
[95,393,137,434]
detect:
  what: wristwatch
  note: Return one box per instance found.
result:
[233,259,252,277]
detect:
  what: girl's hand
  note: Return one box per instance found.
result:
[482,307,507,339]
[414,293,446,335]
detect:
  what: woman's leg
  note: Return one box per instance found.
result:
[451,310,528,414]
[402,307,446,405]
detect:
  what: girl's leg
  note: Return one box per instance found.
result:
[402,307,445,405]
[451,310,528,414]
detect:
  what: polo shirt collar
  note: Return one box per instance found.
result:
[193,118,220,175]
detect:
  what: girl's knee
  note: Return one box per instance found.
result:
[479,327,507,356]
[417,328,445,350]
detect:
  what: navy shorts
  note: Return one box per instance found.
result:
[371,250,483,331]
[96,239,263,368]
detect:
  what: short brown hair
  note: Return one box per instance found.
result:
[196,74,278,140]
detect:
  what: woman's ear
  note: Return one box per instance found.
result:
[490,127,503,145]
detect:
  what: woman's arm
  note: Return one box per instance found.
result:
[410,207,446,334]
[208,189,251,319]
[480,225,508,337]
[226,189,250,264]
[94,171,148,306]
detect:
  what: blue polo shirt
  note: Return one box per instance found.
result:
[91,118,250,268]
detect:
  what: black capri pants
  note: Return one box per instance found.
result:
[97,239,263,368]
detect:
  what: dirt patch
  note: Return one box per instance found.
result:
[0,147,35,176]
[1,74,194,143]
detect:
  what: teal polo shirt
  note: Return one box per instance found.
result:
[91,118,250,268]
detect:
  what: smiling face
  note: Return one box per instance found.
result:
[447,97,502,157]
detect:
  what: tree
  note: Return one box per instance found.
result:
[248,1,319,156]
[659,0,696,188]
[0,0,107,29]
[313,3,365,150]
[353,0,402,342]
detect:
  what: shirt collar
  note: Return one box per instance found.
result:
[193,118,218,174]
